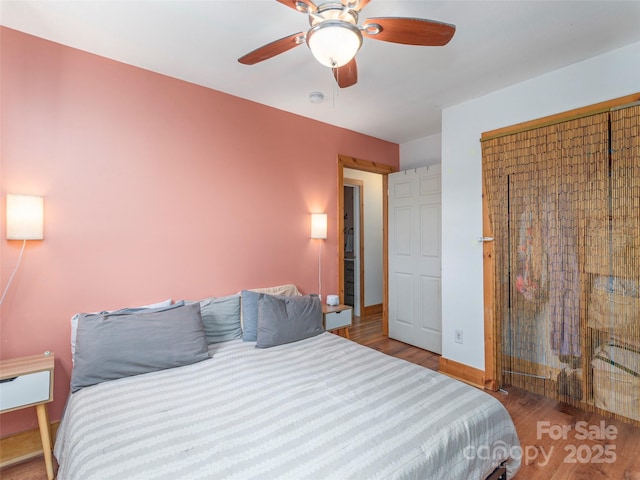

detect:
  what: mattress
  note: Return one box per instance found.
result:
[54,333,521,479]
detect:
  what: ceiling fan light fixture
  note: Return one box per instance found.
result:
[307,20,362,68]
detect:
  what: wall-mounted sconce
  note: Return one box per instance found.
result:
[310,213,327,239]
[1,194,45,305]
[7,194,44,240]
[310,213,327,300]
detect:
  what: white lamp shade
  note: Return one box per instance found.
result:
[307,21,362,68]
[310,213,327,239]
[6,194,44,240]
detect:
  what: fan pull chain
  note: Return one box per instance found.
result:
[331,69,340,109]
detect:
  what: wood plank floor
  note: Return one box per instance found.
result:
[350,313,640,479]
[3,312,639,479]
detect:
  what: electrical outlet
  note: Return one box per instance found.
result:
[454,329,463,344]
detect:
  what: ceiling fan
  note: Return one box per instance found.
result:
[238,0,456,88]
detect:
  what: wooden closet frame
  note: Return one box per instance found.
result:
[480,92,640,391]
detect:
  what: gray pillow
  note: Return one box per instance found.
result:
[70,298,172,364]
[71,302,209,392]
[198,294,242,343]
[256,294,324,348]
[241,285,301,341]
[241,290,260,342]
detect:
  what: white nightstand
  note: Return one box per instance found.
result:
[0,353,55,480]
[322,304,352,339]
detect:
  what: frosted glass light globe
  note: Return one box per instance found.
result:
[307,21,362,68]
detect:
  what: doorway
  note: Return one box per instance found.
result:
[343,180,363,317]
[338,154,396,334]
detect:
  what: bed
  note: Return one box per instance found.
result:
[54,291,521,479]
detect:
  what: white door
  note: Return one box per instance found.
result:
[388,166,442,354]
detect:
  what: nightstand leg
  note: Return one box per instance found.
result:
[36,403,54,480]
[343,328,350,339]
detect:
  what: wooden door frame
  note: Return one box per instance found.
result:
[338,154,396,335]
[343,178,365,318]
[482,185,498,391]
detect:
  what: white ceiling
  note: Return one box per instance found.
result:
[2,0,640,144]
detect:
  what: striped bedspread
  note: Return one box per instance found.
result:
[54,333,521,479]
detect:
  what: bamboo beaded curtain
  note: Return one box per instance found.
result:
[482,105,640,424]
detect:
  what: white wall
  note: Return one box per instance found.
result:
[344,168,384,307]
[400,133,442,170]
[441,41,640,371]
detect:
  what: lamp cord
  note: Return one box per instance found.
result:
[0,239,26,305]
[318,240,322,300]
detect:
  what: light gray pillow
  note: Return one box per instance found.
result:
[71,302,209,392]
[256,294,324,348]
[198,294,242,344]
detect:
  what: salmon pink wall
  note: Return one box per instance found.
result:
[0,27,398,437]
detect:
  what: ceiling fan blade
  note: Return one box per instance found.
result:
[276,0,317,13]
[341,0,371,11]
[238,32,305,65]
[362,17,456,46]
[332,58,358,88]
